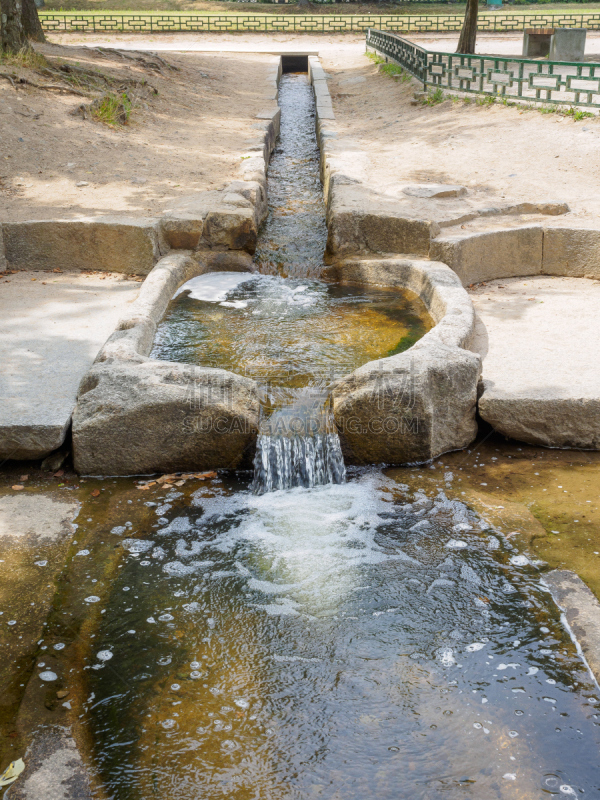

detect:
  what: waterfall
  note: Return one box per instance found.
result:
[252,387,346,494]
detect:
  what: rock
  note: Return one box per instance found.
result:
[402,184,467,199]
[2,217,163,274]
[543,226,600,279]
[326,256,480,465]
[332,341,480,466]
[430,226,543,286]
[75,181,88,187]
[325,178,437,258]
[72,360,259,475]
[544,570,600,682]
[40,446,70,473]
[4,728,91,800]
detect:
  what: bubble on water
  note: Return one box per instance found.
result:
[221,739,237,751]
[234,698,250,709]
[436,648,456,667]
[34,560,48,567]
[547,678,556,685]
[158,657,172,665]
[163,561,197,576]
[162,719,176,730]
[190,661,201,669]
[460,565,481,585]
[158,613,174,622]
[453,523,472,532]
[111,526,127,536]
[171,684,180,691]
[445,539,467,550]
[175,539,205,559]
[190,670,202,679]
[497,663,519,670]
[123,587,130,592]
[53,643,65,650]
[97,650,113,662]
[39,671,57,682]
[76,550,90,556]
[559,786,576,796]
[544,697,557,704]
[182,602,201,613]
[146,617,156,624]
[84,596,100,603]
[473,722,482,729]
[540,626,550,634]
[466,642,486,652]
[122,539,154,554]
[503,773,516,781]
[527,667,539,675]
[140,560,151,566]
[8,620,16,626]
[510,555,529,567]
[508,730,519,738]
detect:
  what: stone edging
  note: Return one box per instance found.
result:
[322,256,481,465]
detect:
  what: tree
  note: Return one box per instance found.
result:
[22,0,45,42]
[456,0,478,55]
[0,0,44,52]
[1,0,27,52]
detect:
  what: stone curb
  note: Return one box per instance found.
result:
[324,256,481,465]
[544,569,600,686]
[72,250,261,476]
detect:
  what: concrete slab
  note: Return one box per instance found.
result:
[0,271,140,460]
[470,276,600,449]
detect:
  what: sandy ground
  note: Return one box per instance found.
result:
[40,32,600,223]
[0,271,140,454]
[0,43,276,222]
[470,276,600,397]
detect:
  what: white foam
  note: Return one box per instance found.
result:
[175,272,254,303]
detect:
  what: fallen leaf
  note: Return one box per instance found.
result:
[174,480,186,487]
[136,485,149,491]
[91,489,100,497]
[194,471,217,480]
[19,475,29,481]
[53,470,64,478]
[0,758,25,787]
[56,690,69,699]
[11,485,24,491]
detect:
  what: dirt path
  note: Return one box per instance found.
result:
[0,43,276,222]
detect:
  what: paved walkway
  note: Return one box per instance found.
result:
[470,275,600,448]
[0,272,139,461]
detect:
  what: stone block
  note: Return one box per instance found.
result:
[3,217,163,274]
[326,181,435,258]
[73,360,259,475]
[549,27,586,62]
[545,570,600,681]
[431,226,543,285]
[203,207,258,253]
[522,29,553,58]
[542,226,600,279]
[332,341,480,466]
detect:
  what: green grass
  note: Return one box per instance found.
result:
[421,86,445,105]
[367,50,411,81]
[446,90,597,119]
[90,91,132,125]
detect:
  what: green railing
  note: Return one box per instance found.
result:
[37,11,600,34]
[366,27,600,107]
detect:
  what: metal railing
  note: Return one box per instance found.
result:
[37,12,600,35]
[366,27,600,107]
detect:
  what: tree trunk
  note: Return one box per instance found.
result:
[21,0,45,42]
[1,0,28,52]
[456,0,478,55]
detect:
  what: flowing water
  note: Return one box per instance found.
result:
[151,72,431,492]
[36,71,600,798]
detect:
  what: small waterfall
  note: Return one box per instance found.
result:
[252,387,346,494]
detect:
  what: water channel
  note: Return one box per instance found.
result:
[3,71,600,799]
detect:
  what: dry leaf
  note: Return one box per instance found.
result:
[194,471,217,480]
[19,474,29,481]
[136,485,149,491]
[91,489,100,497]
[53,470,64,478]
[11,485,24,491]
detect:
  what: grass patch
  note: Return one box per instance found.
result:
[445,90,596,120]
[90,91,132,125]
[421,86,445,105]
[0,47,49,70]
